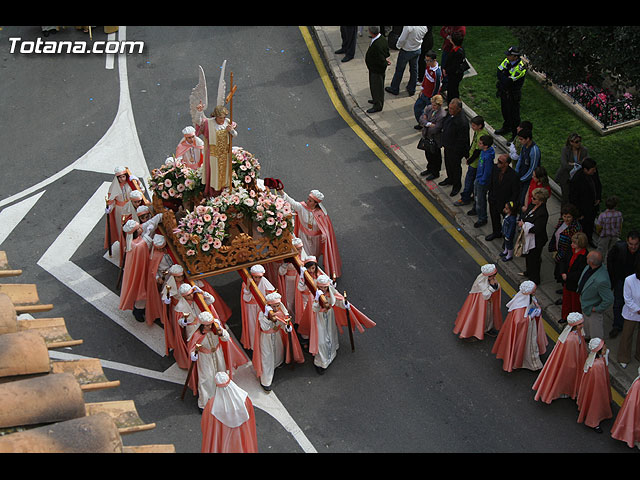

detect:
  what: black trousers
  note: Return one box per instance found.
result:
[369,71,386,110]
[500,89,522,137]
[424,145,442,177]
[489,201,503,234]
[525,244,543,285]
[444,148,464,189]
[339,26,358,59]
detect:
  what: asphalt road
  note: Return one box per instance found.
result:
[0,25,634,454]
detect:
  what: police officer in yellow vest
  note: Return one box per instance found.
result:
[495,46,526,140]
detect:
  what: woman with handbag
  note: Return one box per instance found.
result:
[418,94,447,180]
[518,187,550,285]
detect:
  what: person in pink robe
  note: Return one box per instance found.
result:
[532,312,588,403]
[576,337,613,433]
[611,366,640,448]
[105,166,135,253]
[200,371,258,453]
[281,188,343,279]
[144,235,172,326]
[492,280,548,372]
[118,220,150,322]
[240,264,275,350]
[175,126,204,169]
[453,264,503,341]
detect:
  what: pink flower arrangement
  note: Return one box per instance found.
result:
[149,158,203,203]
[173,203,226,256]
[231,147,261,189]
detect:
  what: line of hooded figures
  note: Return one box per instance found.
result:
[104,164,377,452]
[453,262,640,449]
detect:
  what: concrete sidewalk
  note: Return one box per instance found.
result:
[312,26,638,398]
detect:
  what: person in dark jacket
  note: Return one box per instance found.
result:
[607,231,640,337]
[518,187,550,285]
[365,26,391,113]
[486,154,520,242]
[569,157,602,247]
[438,98,469,196]
[557,232,589,320]
[472,135,494,228]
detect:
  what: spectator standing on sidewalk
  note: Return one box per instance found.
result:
[439,26,466,95]
[442,31,467,102]
[438,98,469,197]
[335,26,358,63]
[595,196,623,261]
[385,26,429,97]
[485,154,519,242]
[618,263,640,369]
[607,231,640,338]
[417,94,447,180]
[518,187,550,286]
[364,26,391,114]
[569,157,602,248]
[416,26,434,85]
[577,250,614,341]
[514,128,541,209]
[548,203,582,287]
[558,232,589,323]
[454,116,488,208]
[472,135,495,228]
[495,46,527,140]
[555,133,589,205]
[413,51,442,128]
[521,166,552,214]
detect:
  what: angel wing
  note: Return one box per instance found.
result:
[216,60,227,107]
[189,65,208,126]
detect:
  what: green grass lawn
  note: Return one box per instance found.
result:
[447,25,640,236]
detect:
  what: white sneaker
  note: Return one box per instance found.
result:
[620,362,628,369]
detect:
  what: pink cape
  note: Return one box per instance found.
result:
[161,297,179,357]
[532,330,588,403]
[252,311,304,380]
[294,203,342,278]
[611,377,640,448]
[118,237,149,311]
[175,139,203,168]
[144,250,166,326]
[576,357,613,428]
[307,292,376,356]
[186,327,248,396]
[491,307,548,372]
[104,207,120,250]
[200,396,258,453]
[453,290,503,340]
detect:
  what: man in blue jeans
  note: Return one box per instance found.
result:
[385,26,428,97]
[455,116,487,208]
[473,135,495,228]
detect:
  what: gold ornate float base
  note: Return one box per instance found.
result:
[153,194,297,279]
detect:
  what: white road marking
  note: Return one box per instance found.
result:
[0,190,45,247]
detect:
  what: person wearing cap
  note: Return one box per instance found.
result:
[532,312,588,404]
[173,283,218,368]
[254,292,299,391]
[492,280,548,372]
[122,190,145,223]
[192,278,232,326]
[118,220,150,322]
[278,188,342,279]
[453,264,502,342]
[161,264,186,358]
[187,311,230,410]
[240,264,276,350]
[576,337,612,433]
[143,235,173,326]
[105,166,136,253]
[294,256,324,343]
[195,103,238,197]
[610,365,640,448]
[309,274,342,374]
[175,125,204,169]
[200,371,258,453]
[277,237,308,319]
[495,46,526,140]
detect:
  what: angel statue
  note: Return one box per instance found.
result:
[190,61,238,197]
